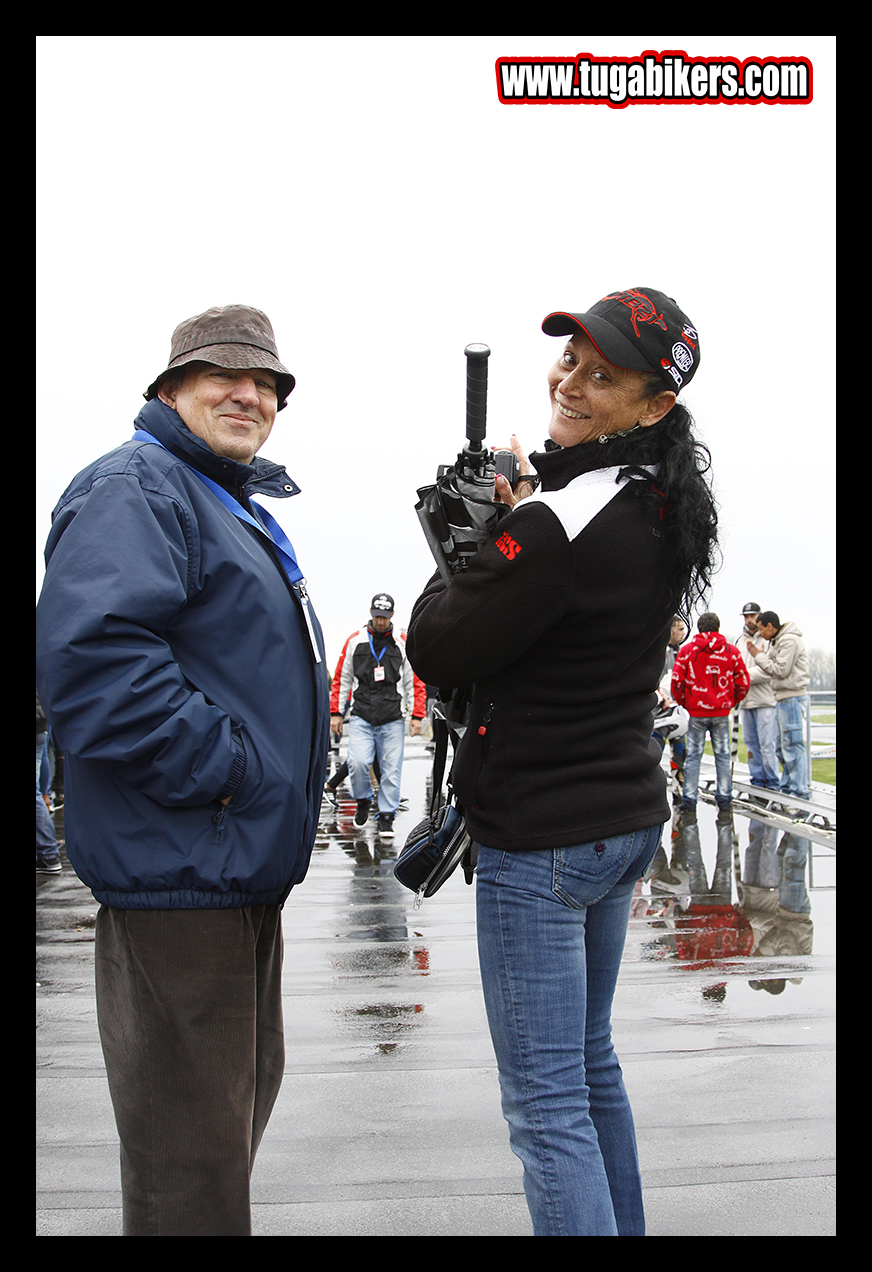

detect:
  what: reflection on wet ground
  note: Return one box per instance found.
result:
[310,741,836,1027]
[636,807,829,991]
[294,758,450,1065]
[37,736,836,1235]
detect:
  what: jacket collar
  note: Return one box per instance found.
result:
[531,436,654,492]
[134,397,300,501]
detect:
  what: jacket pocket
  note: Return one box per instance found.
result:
[466,701,495,809]
[220,724,264,815]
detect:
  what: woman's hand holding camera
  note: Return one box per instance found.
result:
[493,434,536,510]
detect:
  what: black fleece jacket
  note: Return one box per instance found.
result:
[406,439,673,851]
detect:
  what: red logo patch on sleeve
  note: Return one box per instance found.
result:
[495,531,522,561]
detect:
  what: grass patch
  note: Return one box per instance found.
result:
[811,756,836,785]
[699,716,836,786]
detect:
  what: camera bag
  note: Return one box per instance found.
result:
[393,796,471,910]
[393,699,477,908]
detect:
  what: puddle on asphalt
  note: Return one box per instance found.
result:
[310,750,835,1047]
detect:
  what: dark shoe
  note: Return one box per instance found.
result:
[376,813,395,837]
[36,854,62,874]
[354,799,372,827]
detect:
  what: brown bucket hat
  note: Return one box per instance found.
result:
[144,304,296,410]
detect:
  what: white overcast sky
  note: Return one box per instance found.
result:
[36,36,835,664]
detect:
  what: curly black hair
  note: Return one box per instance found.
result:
[611,386,720,621]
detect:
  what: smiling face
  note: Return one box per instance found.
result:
[158,362,278,464]
[546,331,676,447]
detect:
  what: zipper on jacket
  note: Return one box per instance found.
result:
[470,702,496,810]
[211,804,228,846]
[294,578,322,664]
[478,703,494,736]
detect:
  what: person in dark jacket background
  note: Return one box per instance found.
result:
[408,287,719,1236]
[36,689,62,874]
[330,592,425,834]
[35,305,329,1236]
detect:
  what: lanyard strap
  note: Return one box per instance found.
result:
[133,429,303,582]
[132,429,322,664]
[367,628,389,665]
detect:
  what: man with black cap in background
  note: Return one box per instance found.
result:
[734,602,780,795]
[330,593,425,834]
[36,305,330,1236]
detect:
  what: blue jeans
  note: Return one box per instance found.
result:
[347,716,405,814]
[739,706,780,790]
[681,715,732,808]
[776,695,809,800]
[36,732,58,858]
[476,824,663,1236]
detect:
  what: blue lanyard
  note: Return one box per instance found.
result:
[367,628,390,665]
[132,429,322,663]
[133,429,303,583]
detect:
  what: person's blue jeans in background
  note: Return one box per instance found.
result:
[36,731,59,860]
[776,695,810,800]
[475,823,663,1236]
[346,716,405,814]
[739,705,780,790]
[681,715,732,809]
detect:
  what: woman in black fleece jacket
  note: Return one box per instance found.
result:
[407,288,718,1236]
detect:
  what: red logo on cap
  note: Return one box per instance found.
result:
[603,289,667,339]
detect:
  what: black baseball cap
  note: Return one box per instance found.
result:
[370,593,394,616]
[542,287,700,392]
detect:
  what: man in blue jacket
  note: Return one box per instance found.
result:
[35,305,330,1236]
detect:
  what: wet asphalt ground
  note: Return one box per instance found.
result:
[37,736,835,1236]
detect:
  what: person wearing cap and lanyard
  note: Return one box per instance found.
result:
[734,602,780,796]
[408,287,719,1236]
[36,305,330,1236]
[330,593,425,834]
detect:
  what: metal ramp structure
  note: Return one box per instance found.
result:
[692,695,836,851]
[696,759,836,851]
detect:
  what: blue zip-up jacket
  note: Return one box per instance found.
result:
[35,397,330,909]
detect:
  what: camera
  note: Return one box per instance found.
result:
[436,447,519,487]
[415,345,523,582]
[494,448,521,486]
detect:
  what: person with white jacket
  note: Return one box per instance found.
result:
[330,593,425,834]
[746,611,810,801]
[734,602,779,794]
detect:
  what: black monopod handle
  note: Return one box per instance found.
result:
[464,343,490,450]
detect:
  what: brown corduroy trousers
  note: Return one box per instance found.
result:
[94,904,285,1236]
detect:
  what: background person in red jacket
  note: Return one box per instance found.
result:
[671,611,749,818]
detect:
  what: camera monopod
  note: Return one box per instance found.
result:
[415,341,515,584]
[462,342,490,475]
